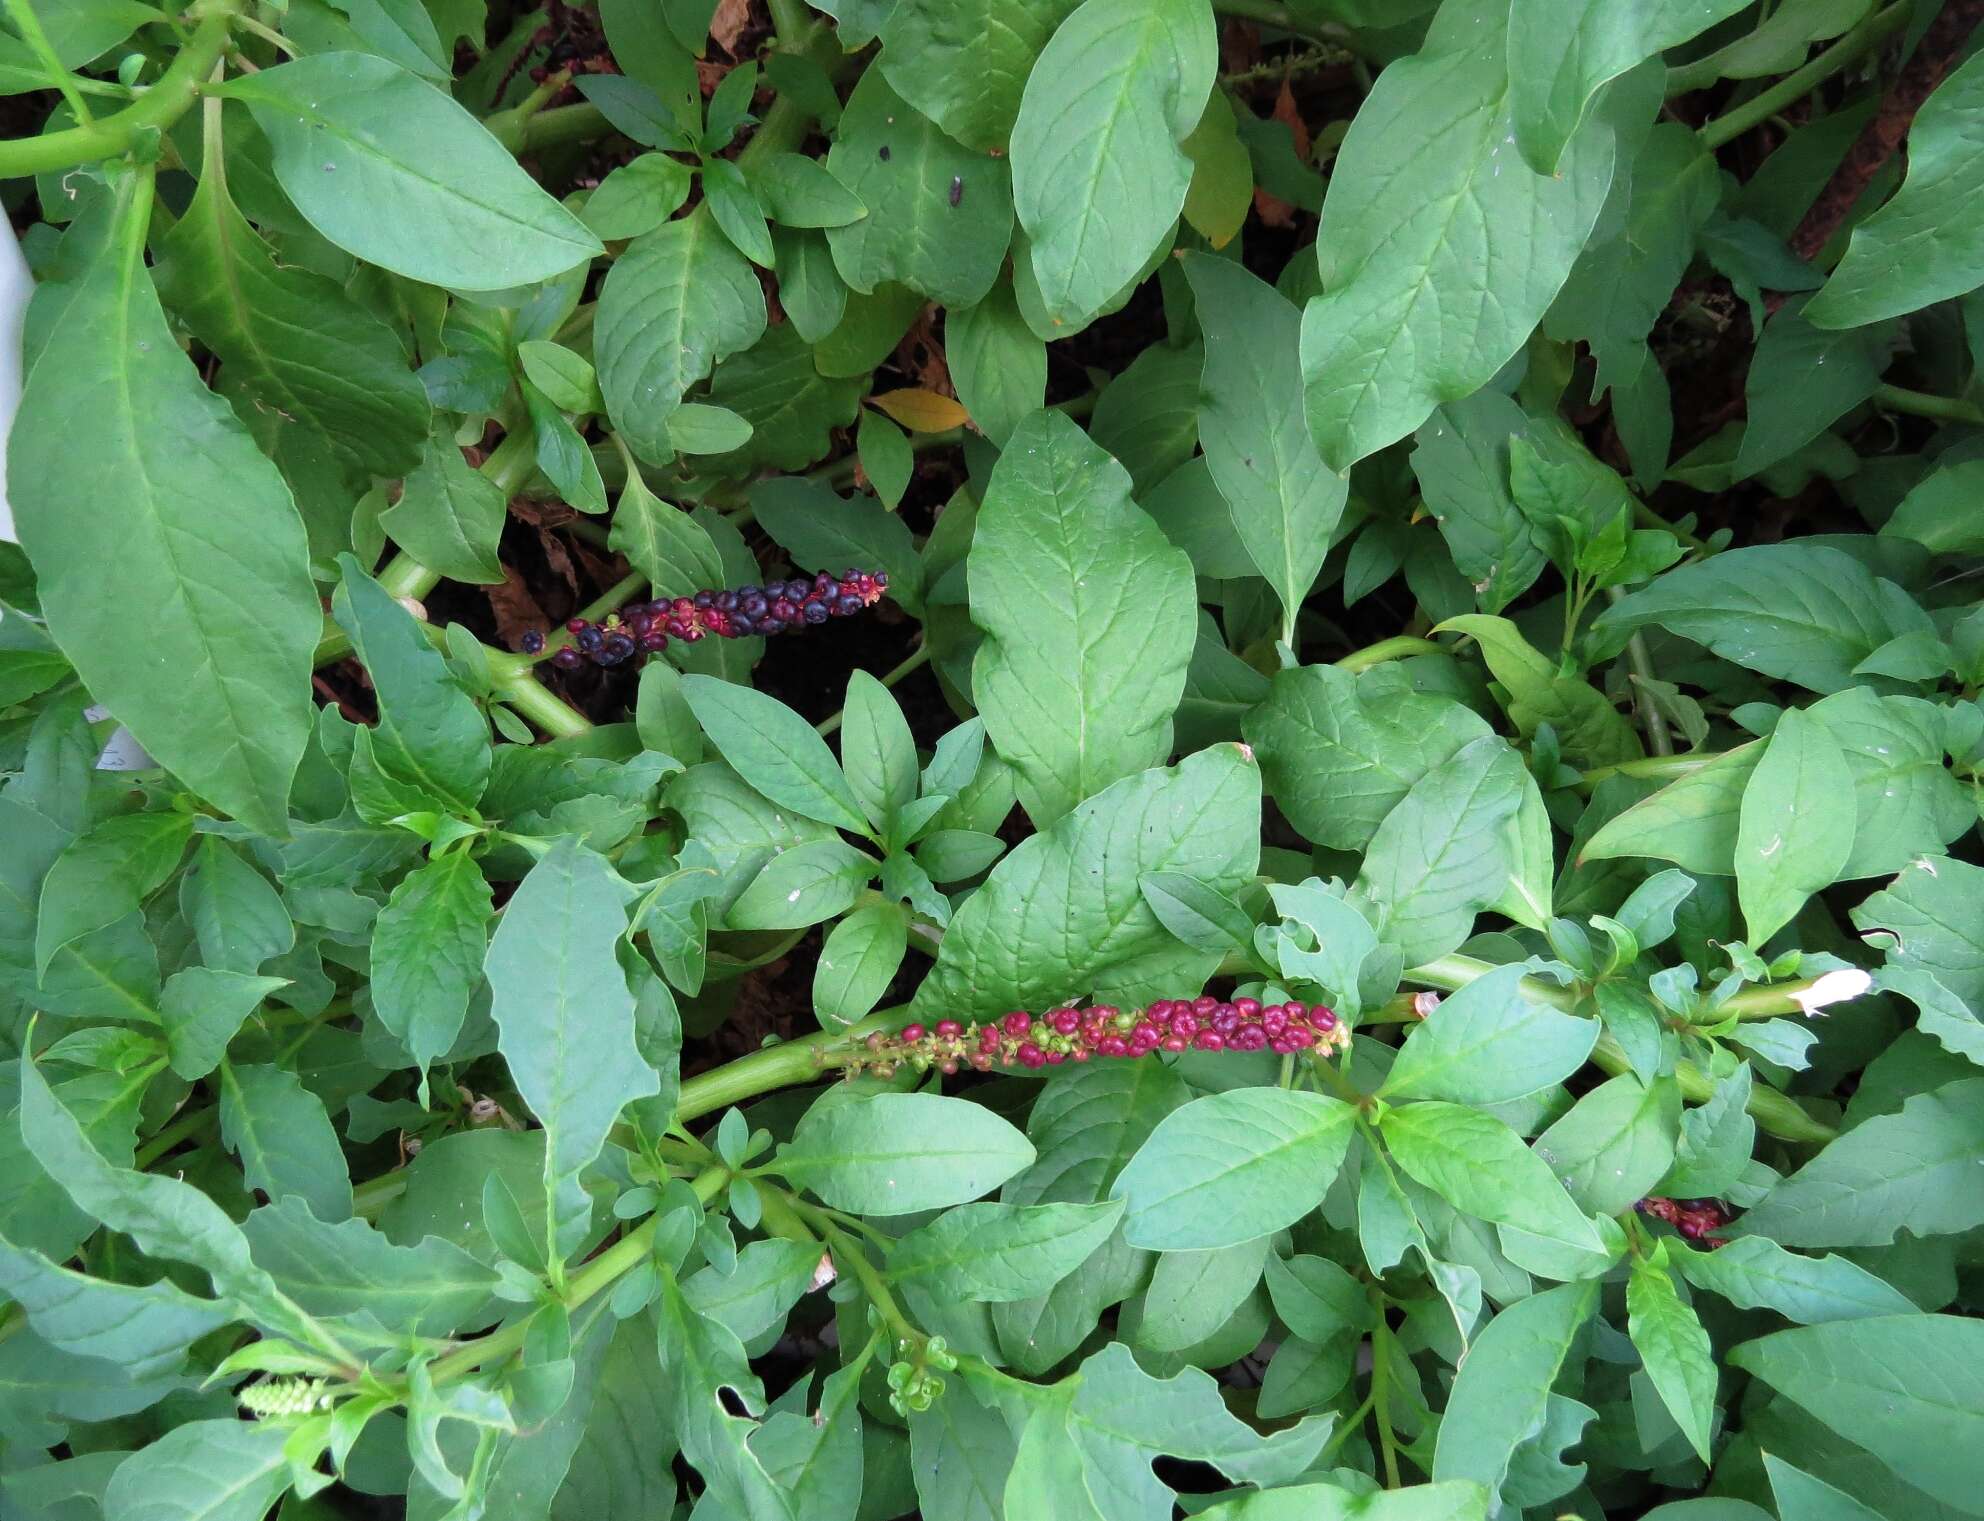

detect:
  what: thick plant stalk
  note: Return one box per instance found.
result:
[0,0,242,177]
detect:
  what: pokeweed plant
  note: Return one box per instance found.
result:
[2,0,1984,1516]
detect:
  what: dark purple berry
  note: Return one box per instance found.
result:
[741,591,768,618]
[552,648,582,670]
[715,590,738,612]
[693,590,715,608]
[835,594,862,616]
[730,614,757,635]
[521,630,545,654]
[576,626,604,654]
[802,599,830,624]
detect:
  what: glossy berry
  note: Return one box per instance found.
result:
[537,568,893,672]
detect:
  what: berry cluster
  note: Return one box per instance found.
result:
[1636,1195,1734,1247]
[827,995,1349,1080]
[521,570,890,669]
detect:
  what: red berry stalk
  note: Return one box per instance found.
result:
[521,569,890,669]
[822,995,1350,1080]
[1636,1195,1734,1247]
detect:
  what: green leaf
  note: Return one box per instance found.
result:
[1855,856,1984,1007]
[220,53,601,289]
[9,174,318,837]
[1806,51,1984,327]
[681,675,871,836]
[1299,19,1616,471]
[1763,1454,1889,1521]
[825,71,1012,307]
[1582,743,1760,874]
[484,838,658,1260]
[1181,88,1253,248]
[858,406,913,512]
[34,812,192,978]
[371,852,492,1081]
[219,1062,353,1224]
[101,1420,292,1521]
[1412,392,1551,613]
[745,150,865,230]
[1729,1315,1984,1514]
[179,836,293,976]
[749,478,924,616]
[159,968,287,1080]
[1507,0,1750,173]
[1433,1281,1597,1507]
[1113,1088,1354,1251]
[596,206,767,464]
[877,0,1074,150]
[1136,1236,1271,1353]
[841,670,919,832]
[1735,707,1854,945]
[813,900,908,1027]
[582,152,694,240]
[17,1057,320,1346]
[1382,964,1597,1105]
[1808,689,1974,879]
[0,1234,232,1379]
[1138,870,1254,955]
[1263,1251,1369,1344]
[726,838,873,930]
[1627,1249,1717,1462]
[157,136,429,477]
[1196,1482,1491,1521]
[1734,301,1895,478]
[1088,340,1202,495]
[607,468,727,599]
[332,555,490,812]
[910,746,1259,1022]
[1381,1102,1602,1252]
[1009,0,1216,326]
[968,410,1196,826]
[241,1195,501,1337]
[777,1092,1035,1215]
[379,425,508,585]
[1594,544,1934,696]
[1353,734,1530,965]
[1184,254,1347,643]
[1672,1236,1916,1325]
[948,282,1046,446]
[1736,1076,1984,1247]
[682,1237,824,1341]
[891,1200,1124,1301]
[654,1274,796,1521]
[1243,662,1493,852]
[1537,1073,1679,1217]
[1438,614,1643,768]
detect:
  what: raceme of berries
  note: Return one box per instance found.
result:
[1635,1195,1735,1247]
[525,569,890,670]
[822,995,1350,1080]
[238,1377,335,1419]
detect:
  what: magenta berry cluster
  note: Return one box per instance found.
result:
[829,995,1349,1080]
[531,569,890,669]
[1636,1195,1734,1247]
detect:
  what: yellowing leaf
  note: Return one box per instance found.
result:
[869,388,971,432]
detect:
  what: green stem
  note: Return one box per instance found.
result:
[4,0,95,125]
[1335,635,1443,674]
[133,1103,216,1168]
[1697,0,1911,150]
[494,666,593,739]
[816,644,932,737]
[0,0,241,177]
[1576,751,1718,789]
[428,1164,729,1383]
[231,12,294,54]
[1608,587,1673,757]
[675,1007,902,1124]
[485,101,609,154]
[1873,383,1984,427]
[1368,1289,1403,1488]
